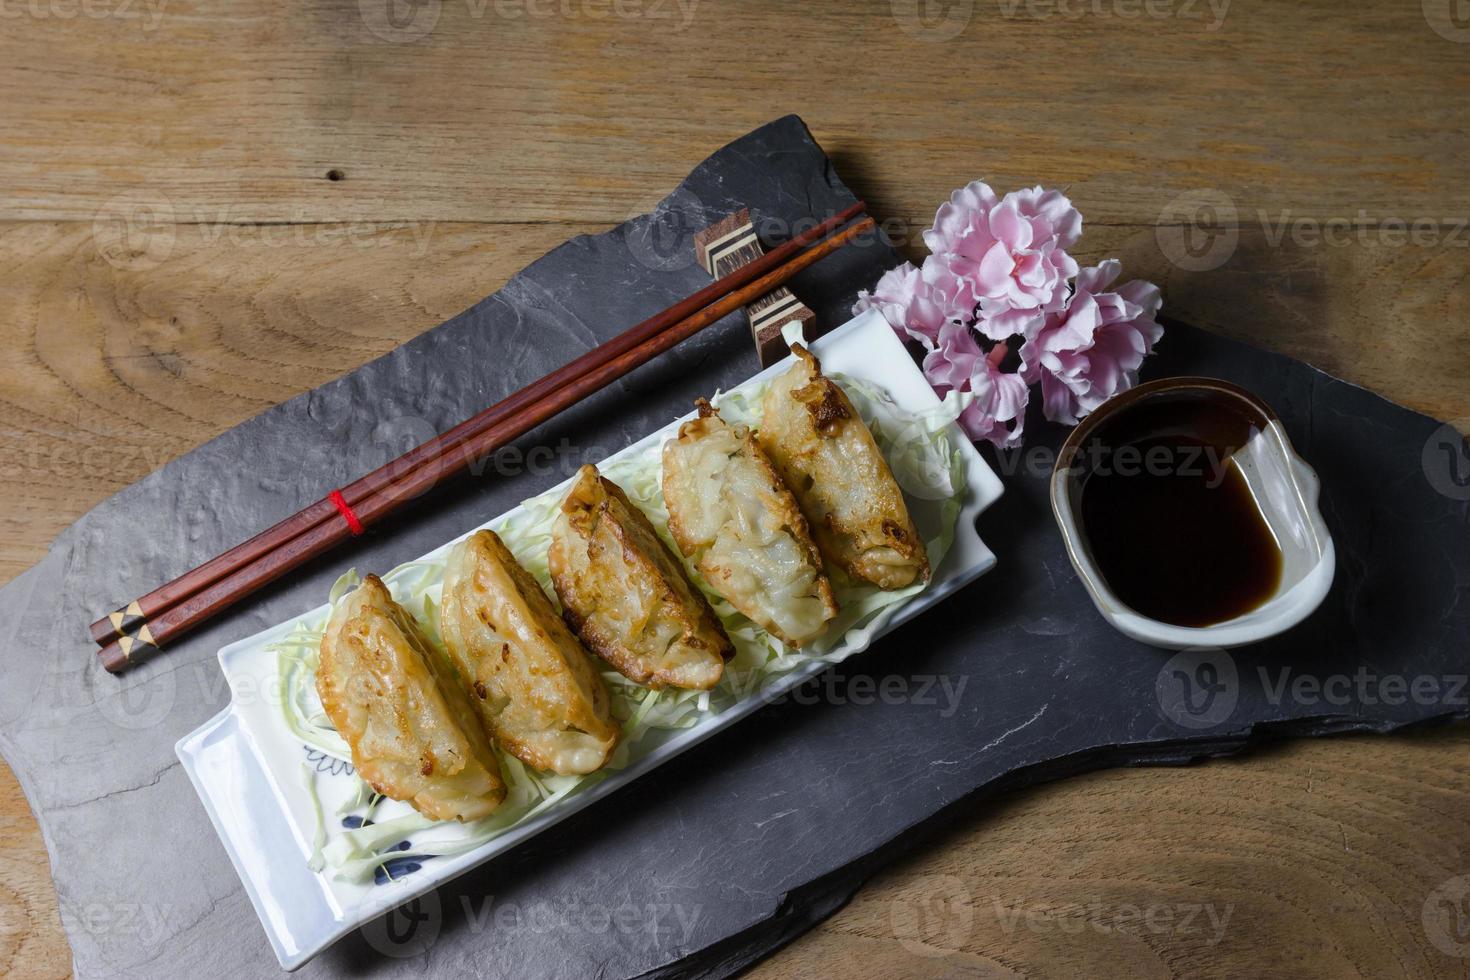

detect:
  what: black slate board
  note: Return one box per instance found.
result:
[1,116,1467,980]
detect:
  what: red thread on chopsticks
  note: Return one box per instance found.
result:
[328,490,364,536]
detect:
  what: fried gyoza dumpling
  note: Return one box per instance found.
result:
[661,400,837,647]
[759,344,929,590]
[440,530,620,776]
[317,575,506,822]
[549,465,733,691]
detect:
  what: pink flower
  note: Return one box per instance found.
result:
[853,259,975,349]
[922,318,983,390]
[923,320,1030,449]
[852,262,945,348]
[1023,260,1164,426]
[852,180,1165,451]
[924,182,1082,340]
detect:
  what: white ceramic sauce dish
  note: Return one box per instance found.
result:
[1051,377,1334,649]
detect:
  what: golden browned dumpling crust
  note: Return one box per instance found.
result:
[759,344,930,590]
[440,529,620,776]
[549,465,733,690]
[661,400,838,647]
[317,575,506,822]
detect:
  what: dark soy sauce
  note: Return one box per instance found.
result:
[1075,390,1284,627]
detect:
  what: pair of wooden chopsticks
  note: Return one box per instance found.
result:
[92,202,875,674]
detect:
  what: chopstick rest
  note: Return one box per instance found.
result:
[694,209,817,365]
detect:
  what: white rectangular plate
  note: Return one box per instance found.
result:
[176,309,1004,970]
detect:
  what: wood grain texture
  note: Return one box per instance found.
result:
[1,1,1468,225]
[746,731,1470,979]
[1,0,1468,975]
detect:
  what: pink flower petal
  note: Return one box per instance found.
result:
[1027,260,1165,425]
[854,260,972,350]
[924,180,999,255]
[976,241,1017,294]
[1075,258,1120,295]
[1012,250,1045,286]
[975,303,1045,342]
[922,319,983,391]
[959,356,1030,448]
[1024,187,1084,249]
[924,183,1082,324]
[988,199,1032,250]
[1040,370,1081,426]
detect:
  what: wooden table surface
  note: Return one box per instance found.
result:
[2,1,1468,976]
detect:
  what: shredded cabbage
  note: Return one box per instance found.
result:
[270,371,970,883]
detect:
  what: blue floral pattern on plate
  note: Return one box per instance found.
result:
[303,746,427,884]
[303,746,354,777]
